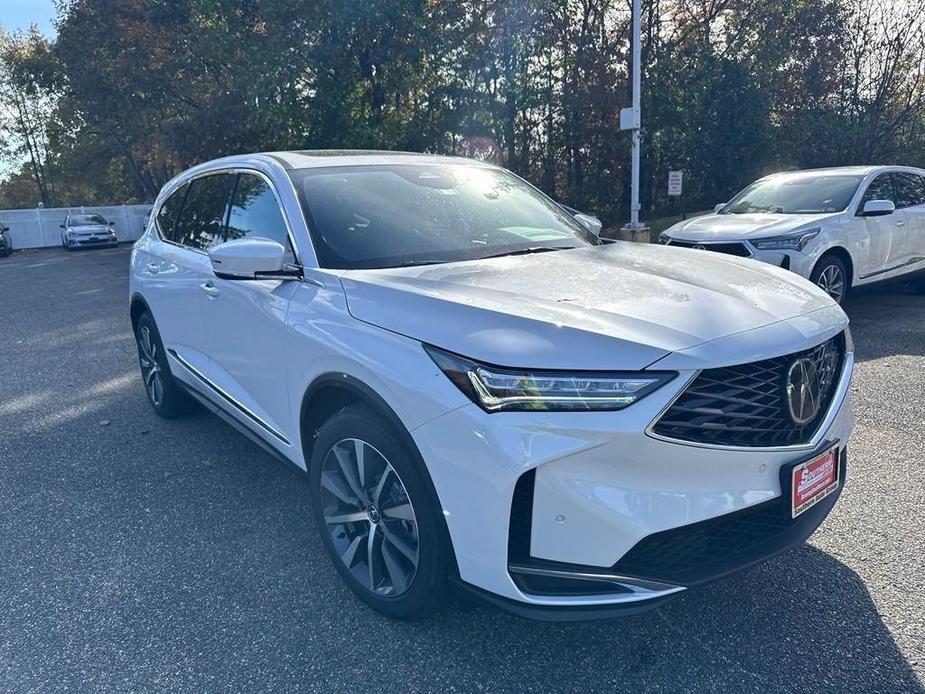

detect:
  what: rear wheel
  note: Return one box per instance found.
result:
[309,405,449,619]
[134,312,193,418]
[811,254,849,304]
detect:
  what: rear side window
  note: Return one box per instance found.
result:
[174,174,232,250]
[217,173,291,249]
[156,184,188,242]
[892,173,925,209]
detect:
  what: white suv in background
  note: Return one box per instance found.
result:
[130,151,854,620]
[659,166,925,303]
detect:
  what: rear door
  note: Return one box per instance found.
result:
[146,172,234,380]
[200,171,302,449]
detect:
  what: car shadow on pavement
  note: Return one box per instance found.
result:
[843,280,925,363]
[434,545,923,692]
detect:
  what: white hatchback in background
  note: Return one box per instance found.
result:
[129,151,854,620]
[60,213,119,250]
[659,165,925,304]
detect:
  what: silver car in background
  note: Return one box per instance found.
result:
[60,214,119,250]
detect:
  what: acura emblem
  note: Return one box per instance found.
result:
[785,358,820,425]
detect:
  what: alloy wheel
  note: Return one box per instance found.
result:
[319,438,420,596]
[816,264,845,303]
[137,326,164,407]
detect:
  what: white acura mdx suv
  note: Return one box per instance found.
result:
[659,165,925,304]
[130,151,854,620]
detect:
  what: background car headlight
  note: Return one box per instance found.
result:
[657,232,671,244]
[425,345,676,412]
[751,228,820,251]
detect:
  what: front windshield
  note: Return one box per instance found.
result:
[722,175,862,215]
[70,214,108,225]
[292,164,597,269]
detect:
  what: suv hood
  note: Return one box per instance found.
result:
[667,212,840,241]
[340,243,838,371]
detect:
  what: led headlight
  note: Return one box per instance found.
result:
[751,228,820,251]
[657,232,671,245]
[425,345,676,412]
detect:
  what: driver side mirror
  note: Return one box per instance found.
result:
[208,237,299,280]
[861,199,895,217]
[573,212,603,237]
[714,203,727,214]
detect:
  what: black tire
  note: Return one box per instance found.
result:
[309,405,450,620]
[810,253,850,304]
[134,311,194,419]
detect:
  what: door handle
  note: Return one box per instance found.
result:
[895,220,905,227]
[146,263,160,274]
[200,281,221,297]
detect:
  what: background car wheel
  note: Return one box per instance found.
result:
[811,254,849,304]
[134,312,194,419]
[309,405,450,620]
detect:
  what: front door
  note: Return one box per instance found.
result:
[857,173,907,280]
[200,172,302,450]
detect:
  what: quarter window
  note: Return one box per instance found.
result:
[892,173,925,209]
[174,174,233,250]
[155,184,188,242]
[218,174,291,249]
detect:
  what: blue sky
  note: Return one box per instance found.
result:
[0,0,57,37]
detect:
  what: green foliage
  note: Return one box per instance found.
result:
[0,0,923,220]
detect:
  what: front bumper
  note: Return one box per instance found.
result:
[67,234,118,247]
[411,345,854,619]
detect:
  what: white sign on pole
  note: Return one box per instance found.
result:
[668,170,683,197]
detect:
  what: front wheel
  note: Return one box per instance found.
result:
[810,254,849,304]
[134,312,194,418]
[309,405,450,619]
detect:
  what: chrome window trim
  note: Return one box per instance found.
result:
[644,348,854,453]
[167,348,291,446]
[149,160,311,266]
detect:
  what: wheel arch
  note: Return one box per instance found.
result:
[814,247,854,287]
[299,372,460,577]
[130,292,152,331]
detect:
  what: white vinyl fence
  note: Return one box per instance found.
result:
[0,204,152,250]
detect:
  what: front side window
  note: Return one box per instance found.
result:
[216,174,290,249]
[860,174,894,208]
[723,174,863,215]
[892,173,925,209]
[291,164,596,269]
[174,173,232,250]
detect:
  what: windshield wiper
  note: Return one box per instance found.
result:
[476,246,578,261]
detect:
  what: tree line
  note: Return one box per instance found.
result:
[1,0,924,227]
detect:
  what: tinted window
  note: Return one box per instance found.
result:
[860,174,894,208]
[293,164,595,269]
[156,184,188,242]
[175,174,232,250]
[217,174,290,248]
[892,173,925,209]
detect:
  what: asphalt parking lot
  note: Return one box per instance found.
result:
[1,245,923,693]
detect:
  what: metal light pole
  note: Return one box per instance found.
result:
[620,0,645,234]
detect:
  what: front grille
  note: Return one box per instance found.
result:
[652,333,845,447]
[667,239,751,257]
[612,449,846,585]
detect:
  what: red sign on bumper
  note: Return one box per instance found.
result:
[791,446,839,518]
